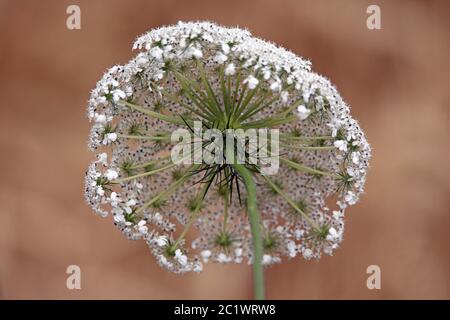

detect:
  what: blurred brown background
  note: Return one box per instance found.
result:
[0,0,449,299]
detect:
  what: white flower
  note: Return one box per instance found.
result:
[270,80,281,92]
[97,152,108,165]
[217,253,231,263]
[346,167,356,177]
[334,140,348,152]
[96,186,105,196]
[201,250,211,262]
[190,26,201,38]
[125,86,133,97]
[234,248,243,263]
[126,198,136,207]
[326,227,340,241]
[337,201,348,210]
[186,46,203,59]
[193,263,203,273]
[109,192,120,206]
[297,104,311,120]
[142,41,151,50]
[156,235,169,247]
[114,212,132,226]
[323,246,334,255]
[214,52,228,64]
[327,118,343,138]
[344,191,358,205]
[303,248,313,259]
[179,37,187,49]
[221,42,230,54]
[150,46,164,60]
[153,212,162,222]
[136,55,148,66]
[94,113,107,123]
[286,75,294,85]
[97,91,108,104]
[202,33,213,42]
[123,199,136,215]
[224,63,236,75]
[280,91,289,103]
[294,229,304,240]
[105,169,118,181]
[135,182,143,189]
[112,89,126,102]
[243,75,259,89]
[113,213,124,223]
[175,249,188,266]
[287,241,297,258]
[103,132,117,144]
[332,210,344,220]
[158,254,168,266]
[137,220,148,235]
[262,254,273,264]
[352,152,360,164]
[303,90,311,103]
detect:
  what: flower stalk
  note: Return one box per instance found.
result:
[226,145,265,300]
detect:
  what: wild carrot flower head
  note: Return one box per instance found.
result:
[85,21,370,274]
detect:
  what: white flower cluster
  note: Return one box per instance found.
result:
[85,21,370,273]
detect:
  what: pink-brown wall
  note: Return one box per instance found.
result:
[0,0,449,299]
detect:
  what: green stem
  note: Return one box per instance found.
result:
[117,134,171,141]
[226,141,264,299]
[173,181,209,249]
[115,150,196,183]
[263,175,320,230]
[241,115,298,129]
[115,161,178,183]
[132,154,173,169]
[233,163,264,300]
[280,156,336,177]
[279,134,333,141]
[119,100,186,126]
[281,143,336,151]
[197,60,225,123]
[164,91,215,122]
[237,92,275,122]
[136,165,196,214]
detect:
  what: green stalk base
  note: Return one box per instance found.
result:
[232,163,265,300]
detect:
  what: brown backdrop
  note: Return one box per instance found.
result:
[0,0,449,299]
